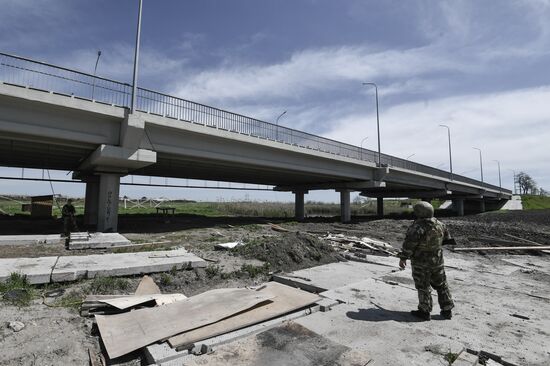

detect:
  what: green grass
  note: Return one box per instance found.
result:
[0,272,36,306]
[52,291,84,309]
[521,195,550,210]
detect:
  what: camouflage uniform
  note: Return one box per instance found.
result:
[399,207,454,314]
[62,200,77,237]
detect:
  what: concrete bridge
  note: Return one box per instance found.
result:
[0,52,511,231]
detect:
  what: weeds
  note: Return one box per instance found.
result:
[239,263,270,278]
[88,276,129,294]
[160,273,173,286]
[205,265,221,279]
[53,291,84,309]
[0,272,35,306]
[444,351,459,365]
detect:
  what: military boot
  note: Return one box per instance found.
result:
[441,310,452,319]
[410,310,431,321]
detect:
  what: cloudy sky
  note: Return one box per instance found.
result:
[1,0,549,201]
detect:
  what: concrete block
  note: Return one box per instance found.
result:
[52,249,205,283]
[68,232,131,250]
[0,256,59,284]
[0,234,63,246]
[120,113,145,149]
[317,297,340,312]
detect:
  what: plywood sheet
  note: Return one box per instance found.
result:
[96,288,273,359]
[134,275,161,296]
[168,282,321,348]
[99,294,187,310]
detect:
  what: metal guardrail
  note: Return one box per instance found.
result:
[0,52,509,193]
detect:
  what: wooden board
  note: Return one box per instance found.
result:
[168,282,321,349]
[134,275,161,296]
[454,246,550,251]
[96,288,273,359]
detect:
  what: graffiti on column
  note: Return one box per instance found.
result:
[105,191,112,227]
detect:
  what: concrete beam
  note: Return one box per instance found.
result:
[360,189,451,199]
[275,180,385,192]
[78,144,156,173]
[120,113,145,150]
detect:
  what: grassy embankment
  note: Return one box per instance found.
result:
[0,196,418,218]
[521,195,550,210]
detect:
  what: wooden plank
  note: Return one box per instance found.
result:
[167,282,321,349]
[453,246,550,252]
[95,288,273,359]
[134,275,161,296]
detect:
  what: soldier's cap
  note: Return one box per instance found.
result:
[413,201,434,218]
[67,198,73,203]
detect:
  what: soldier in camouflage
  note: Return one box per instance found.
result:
[398,201,454,321]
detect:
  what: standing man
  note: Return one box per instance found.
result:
[62,198,77,237]
[398,201,454,321]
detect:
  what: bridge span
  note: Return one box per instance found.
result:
[0,52,511,231]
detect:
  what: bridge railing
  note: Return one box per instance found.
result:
[0,52,509,193]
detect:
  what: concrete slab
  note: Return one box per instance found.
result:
[68,232,131,250]
[501,195,523,210]
[0,234,63,246]
[52,249,205,282]
[0,256,59,284]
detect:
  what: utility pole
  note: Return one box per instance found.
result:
[131,0,143,113]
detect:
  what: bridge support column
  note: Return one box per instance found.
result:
[83,176,100,229]
[96,173,121,232]
[478,200,486,214]
[339,190,351,223]
[452,198,464,216]
[293,190,307,221]
[377,197,384,217]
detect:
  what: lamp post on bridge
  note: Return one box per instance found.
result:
[406,153,415,160]
[91,50,102,99]
[508,169,517,194]
[360,136,369,160]
[472,147,484,187]
[275,110,287,142]
[362,82,381,166]
[439,124,453,181]
[131,0,143,113]
[493,160,502,192]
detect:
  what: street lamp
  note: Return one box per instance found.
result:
[275,110,287,141]
[406,153,415,160]
[362,82,381,166]
[91,50,102,99]
[472,147,484,186]
[131,0,143,113]
[439,124,453,180]
[360,136,368,160]
[493,160,502,192]
[508,169,516,194]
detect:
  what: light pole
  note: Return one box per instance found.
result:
[131,0,143,113]
[360,136,368,160]
[508,169,516,194]
[91,50,102,99]
[493,160,502,192]
[439,124,453,180]
[275,110,287,141]
[406,153,415,160]
[472,147,484,186]
[362,82,381,166]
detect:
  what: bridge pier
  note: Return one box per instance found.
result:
[293,190,307,221]
[377,197,384,217]
[339,190,351,223]
[83,174,121,232]
[452,198,464,216]
[478,200,486,214]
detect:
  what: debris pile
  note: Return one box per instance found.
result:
[86,275,321,362]
[320,233,398,259]
[234,232,341,271]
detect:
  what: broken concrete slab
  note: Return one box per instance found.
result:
[52,249,205,283]
[67,232,131,250]
[0,234,63,246]
[0,256,59,284]
[135,275,161,295]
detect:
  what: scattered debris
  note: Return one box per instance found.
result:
[453,246,550,252]
[320,233,398,256]
[510,313,530,320]
[269,223,290,232]
[134,275,161,296]
[8,321,25,332]
[215,241,244,250]
[465,349,520,366]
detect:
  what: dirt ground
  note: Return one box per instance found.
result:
[1,209,549,365]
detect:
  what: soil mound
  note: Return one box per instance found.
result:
[235,232,340,271]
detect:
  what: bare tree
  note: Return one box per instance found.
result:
[517,172,537,194]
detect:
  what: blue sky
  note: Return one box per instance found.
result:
[1,0,549,202]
